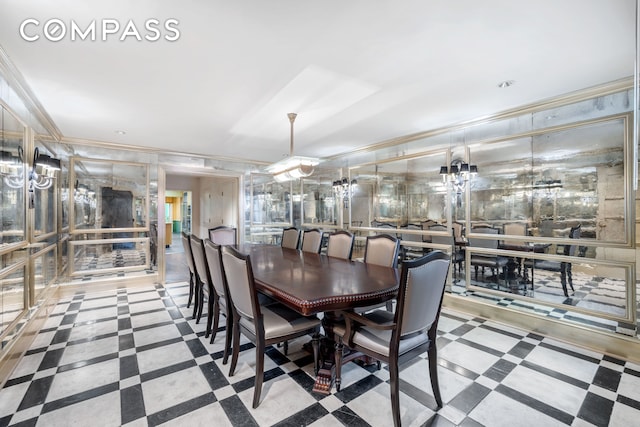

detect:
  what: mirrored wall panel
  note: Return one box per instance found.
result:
[0,107,25,247]
[301,173,338,226]
[249,174,292,226]
[349,152,448,229]
[469,114,628,246]
[71,159,149,233]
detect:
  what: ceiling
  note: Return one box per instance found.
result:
[0,0,635,165]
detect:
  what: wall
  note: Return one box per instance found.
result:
[199,177,238,238]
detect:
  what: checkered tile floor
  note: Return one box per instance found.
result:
[1,282,639,426]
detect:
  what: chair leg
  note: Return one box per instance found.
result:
[567,262,574,291]
[389,360,401,427]
[385,300,393,312]
[560,262,569,297]
[228,315,241,376]
[253,341,265,408]
[207,297,219,340]
[283,340,289,356]
[192,278,200,320]
[221,312,232,364]
[428,343,443,408]
[187,272,194,308]
[196,285,205,323]
[334,338,344,392]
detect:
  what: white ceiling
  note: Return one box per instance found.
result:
[0,0,635,164]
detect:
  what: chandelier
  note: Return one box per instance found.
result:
[440,159,478,194]
[333,177,357,198]
[266,113,319,182]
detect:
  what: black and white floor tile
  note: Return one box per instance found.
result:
[1,281,640,426]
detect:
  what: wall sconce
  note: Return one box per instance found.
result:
[74,179,96,202]
[333,177,357,207]
[30,147,61,190]
[28,147,61,209]
[0,146,24,189]
[439,159,478,194]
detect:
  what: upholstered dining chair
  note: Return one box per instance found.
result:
[181,232,197,314]
[281,227,300,249]
[208,226,237,246]
[204,239,232,363]
[301,228,323,253]
[326,230,355,260]
[468,225,509,289]
[190,235,214,335]
[430,224,464,278]
[524,224,581,297]
[333,251,451,427]
[400,223,424,260]
[359,234,400,312]
[221,245,321,408]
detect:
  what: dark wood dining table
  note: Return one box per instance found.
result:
[237,244,400,316]
[235,244,400,393]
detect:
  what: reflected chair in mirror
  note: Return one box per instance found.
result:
[181,232,197,314]
[326,230,355,260]
[524,224,581,297]
[468,225,509,290]
[190,235,214,335]
[221,245,321,408]
[204,239,233,363]
[430,224,463,278]
[333,251,451,427]
[451,221,465,245]
[420,219,437,241]
[281,227,300,250]
[358,234,401,312]
[149,222,158,266]
[208,225,237,246]
[400,223,424,261]
[502,222,528,278]
[301,228,323,253]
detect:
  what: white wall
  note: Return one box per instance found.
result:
[199,178,238,237]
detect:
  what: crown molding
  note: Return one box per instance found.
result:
[0,44,62,141]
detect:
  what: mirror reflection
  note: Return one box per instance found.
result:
[301,173,337,226]
[0,108,25,246]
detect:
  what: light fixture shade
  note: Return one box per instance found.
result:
[439,166,448,175]
[267,113,319,182]
[449,164,459,174]
[459,163,470,174]
[469,164,478,174]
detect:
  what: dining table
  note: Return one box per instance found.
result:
[234,243,400,393]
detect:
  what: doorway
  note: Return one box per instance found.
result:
[163,173,240,284]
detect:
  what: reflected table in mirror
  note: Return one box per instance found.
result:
[497,243,551,294]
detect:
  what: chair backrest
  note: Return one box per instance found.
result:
[395,251,450,337]
[468,226,499,250]
[451,221,464,241]
[503,222,527,246]
[364,234,400,268]
[326,230,354,260]
[281,227,300,249]
[566,224,581,256]
[429,224,452,246]
[208,226,237,246]
[400,224,422,242]
[221,246,259,322]
[181,232,196,274]
[190,234,210,289]
[420,219,437,231]
[204,239,227,300]
[301,229,323,253]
